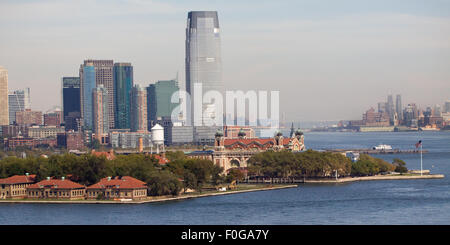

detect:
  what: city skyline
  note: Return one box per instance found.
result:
[1,0,450,121]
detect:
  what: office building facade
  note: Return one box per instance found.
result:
[80,63,96,130]
[8,88,31,125]
[130,85,147,132]
[147,80,179,124]
[62,77,81,124]
[0,66,8,126]
[80,60,115,129]
[113,63,133,129]
[92,85,109,143]
[185,11,223,125]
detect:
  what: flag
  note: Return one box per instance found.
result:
[415,140,422,148]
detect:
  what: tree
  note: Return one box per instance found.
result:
[392,158,408,174]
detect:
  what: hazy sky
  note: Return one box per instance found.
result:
[1,0,449,122]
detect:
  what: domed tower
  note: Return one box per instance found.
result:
[274,131,284,150]
[214,129,225,151]
[295,129,305,151]
[238,128,246,139]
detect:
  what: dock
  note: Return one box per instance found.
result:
[325,149,428,154]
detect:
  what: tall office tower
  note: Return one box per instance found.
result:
[80,60,115,129]
[80,62,96,130]
[395,94,403,121]
[445,100,450,113]
[147,80,180,124]
[377,102,387,113]
[92,85,109,143]
[386,94,395,124]
[130,85,147,132]
[113,63,133,129]
[0,66,8,126]
[8,88,31,124]
[185,11,223,125]
[433,104,442,117]
[62,77,80,124]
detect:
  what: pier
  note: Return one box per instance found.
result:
[325,149,428,154]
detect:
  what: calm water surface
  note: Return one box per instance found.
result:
[1,131,449,224]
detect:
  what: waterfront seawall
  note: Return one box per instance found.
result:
[304,174,445,183]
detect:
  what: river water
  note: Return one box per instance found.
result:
[0,131,449,224]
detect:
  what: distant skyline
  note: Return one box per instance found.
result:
[1,0,449,121]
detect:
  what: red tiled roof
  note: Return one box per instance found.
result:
[91,150,116,160]
[152,154,169,165]
[224,138,275,146]
[87,176,147,190]
[0,174,36,184]
[28,179,85,189]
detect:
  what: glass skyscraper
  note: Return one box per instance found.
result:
[185,11,223,125]
[147,80,180,123]
[113,63,133,129]
[82,63,96,130]
[62,77,80,122]
[8,88,31,125]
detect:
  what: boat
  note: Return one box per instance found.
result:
[372,144,393,150]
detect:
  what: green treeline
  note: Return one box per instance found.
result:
[0,152,224,196]
[248,150,406,178]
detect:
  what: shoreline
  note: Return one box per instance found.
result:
[0,184,298,205]
[304,174,445,183]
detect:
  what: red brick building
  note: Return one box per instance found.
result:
[15,109,42,126]
[0,174,36,199]
[27,177,86,200]
[86,176,147,200]
[44,112,62,127]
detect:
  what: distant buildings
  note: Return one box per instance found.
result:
[8,88,31,125]
[80,62,96,130]
[44,112,62,127]
[147,80,179,124]
[92,85,109,144]
[113,63,133,129]
[109,130,152,149]
[130,85,147,132]
[186,11,223,125]
[28,125,65,139]
[0,66,8,126]
[15,109,42,126]
[62,77,81,126]
[81,60,115,129]
[396,94,403,121]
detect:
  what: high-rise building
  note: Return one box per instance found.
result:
[0,66,8,126]
[377,102,386,113]
[92,85,109,143]
[62,77,80,124]
[396,94,403,121]
[80,63,96,130]
[8,88,31,125]
[80,60,115,129]
[445,100,450,113]
[113,63,133,129]
[386,94,395,124]
[130,85,147,132]
[147,80,179,124]
[185,11,223,125]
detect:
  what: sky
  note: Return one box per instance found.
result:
[1,0,450,122]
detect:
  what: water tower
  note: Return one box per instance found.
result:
[151,124,164,154]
